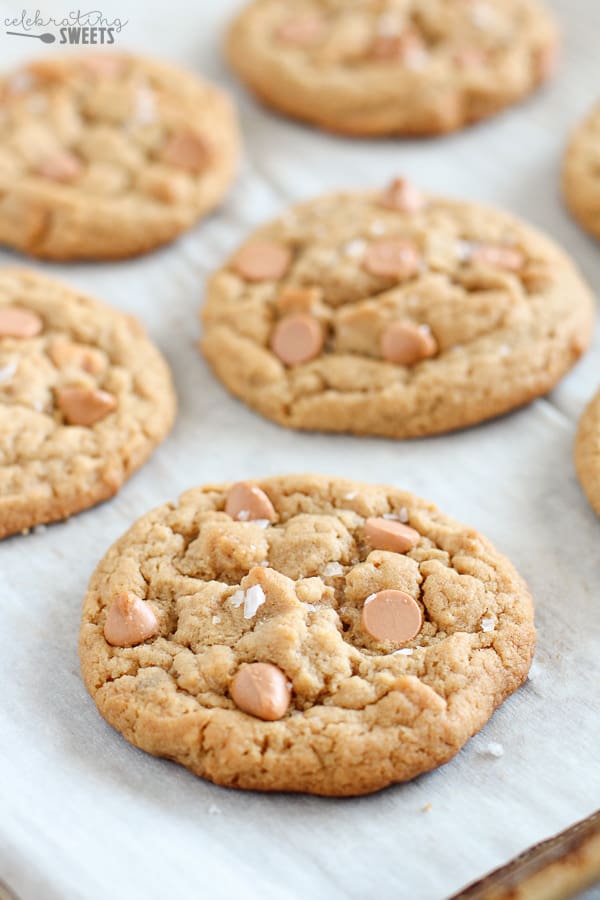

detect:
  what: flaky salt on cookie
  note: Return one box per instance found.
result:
[227,0,559,136]
[0,268,176,537]
[0,53,239,259]
[200,179,594,439]
[80,474,535,796]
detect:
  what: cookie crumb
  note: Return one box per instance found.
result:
[421,802,432,813]
[208,803,222,815]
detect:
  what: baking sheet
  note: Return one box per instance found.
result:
[0,0,599,897]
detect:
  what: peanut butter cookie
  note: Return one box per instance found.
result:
[0,53,239,259]
[563,102,600,243]
[575,389,600,516]
[227,0,558,136]
[0,268,176,538]
[79,474,536,796]
[200,181,594,439]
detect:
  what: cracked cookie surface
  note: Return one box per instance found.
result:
[79,474,535,796]
[0,53,239,260]
[200,184,594,438]
[575,389,600,516]
[0,268,176,538]
[563,102,600,243]
[227,0,558,136]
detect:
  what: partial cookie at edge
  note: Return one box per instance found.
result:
[0,53,239,260]
[575,389,600,516]
[0,268,176,537]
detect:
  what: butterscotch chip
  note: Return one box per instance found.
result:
[232,240,292,282]
[363,239,420,280]
[380,321,437,366]
[0,269,176,539]
[230,662,291,720]
[271,313,323,366]
[49,338,105,374]
[80,475,536,795]
[227,0,559,136]
[56,386,117,426]
[276,15,327,47]
[0,53,239,260]
[159,132,210,174]
[365,517,420,553]
[201,185,594,439]
[371,32,426,65]
[575,389,600,517]
[36,152,82,183]
[469,243,525,271]
[0,307,43,339]
[454,47,489,70]
[361,590,422,644]
[225,481,277,522]
[379,178,426,213]
[103,591,158,647]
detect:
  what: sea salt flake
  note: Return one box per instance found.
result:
[393,647,414,656]
[237,509,250,521]
[369,220,386,236]
[0,360,17,384]
[481,616,496,633]
[229,590,245,609]
[343,238,367,259]
[322,561,344,577]
[211,615,221,624]
[243,584,265,619]
[364,593,376,605]
[259,560,269,567]
[302,602,318,612]
[471,2,498,29]
[456,239,475,262]
[135,86,156,124]
[7,71,34,95]
[498,344,512,357]
[253,519,270,529]
[344,491,357,500]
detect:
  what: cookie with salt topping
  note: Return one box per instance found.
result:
[200,180,594,439]
[226,0,559,136]
[563,101,600,244]
[0,268,176,538]
[0,53,239,259]
[575,389,600,517]
[79,474,536,796]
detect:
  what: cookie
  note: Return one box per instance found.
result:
[226,0,558,137]
[79,474,536,797]
[563,102,600,243]
[0,268,176,538]
[575,389,600,516]
[0,53,239,260]
[200,181,594,439]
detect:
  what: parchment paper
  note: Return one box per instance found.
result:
[0,1,599,897]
